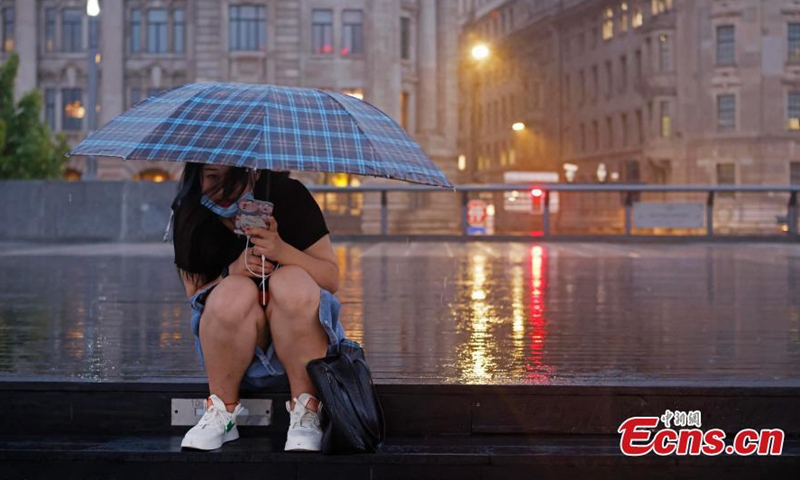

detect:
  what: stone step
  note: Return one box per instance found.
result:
[0,433,797,479]
[2,382,799,437]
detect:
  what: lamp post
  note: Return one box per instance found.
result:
[84,0,100,180]
[469,43,490,183]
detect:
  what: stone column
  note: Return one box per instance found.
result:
[13,0,36,103]
[416,0,437,134]
[100,0,125,125]
[367,0,400,121]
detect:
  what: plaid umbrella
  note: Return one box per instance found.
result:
[68,82,453,189]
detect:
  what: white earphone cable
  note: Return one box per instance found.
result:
[245,236,279,305]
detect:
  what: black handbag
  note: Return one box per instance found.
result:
[306,340,386,454]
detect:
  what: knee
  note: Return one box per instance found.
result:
[268,266,320,318]
[204,275,262,329]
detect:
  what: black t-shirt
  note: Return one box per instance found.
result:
[173,171,329,286]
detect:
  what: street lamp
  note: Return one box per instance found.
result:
[512,122,525,132]
[468,43,490,182]
[84,0,100,180]
[471,44,490,61]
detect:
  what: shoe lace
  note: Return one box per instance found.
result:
[299,410,319,429]
[198,405,227,431]
[290,406,319,429]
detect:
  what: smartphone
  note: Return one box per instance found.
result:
[234,198,274,236]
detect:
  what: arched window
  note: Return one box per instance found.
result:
[602,8,614,40]
[64,168,82,181]
[134,168,171,182]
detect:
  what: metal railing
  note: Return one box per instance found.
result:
[308,184,800,240]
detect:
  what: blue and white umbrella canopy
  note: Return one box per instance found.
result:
[68,82,453,188]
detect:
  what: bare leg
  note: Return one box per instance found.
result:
[266,266,328,408]
[200,276,267,412]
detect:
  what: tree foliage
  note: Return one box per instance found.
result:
[0,52,70,179]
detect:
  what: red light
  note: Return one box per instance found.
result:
[341,47,349,55]
[531,188,543,197]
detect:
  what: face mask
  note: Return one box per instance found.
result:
[201,190,254,218]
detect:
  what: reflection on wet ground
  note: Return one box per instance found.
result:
[0,242,798,386]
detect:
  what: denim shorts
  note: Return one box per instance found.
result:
[189,279,347,389]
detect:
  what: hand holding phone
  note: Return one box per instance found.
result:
[234,198,274,236]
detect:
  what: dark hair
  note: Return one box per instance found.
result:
[171,162,288,288]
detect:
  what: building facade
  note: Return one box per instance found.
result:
[458,0,800,189]
[6,0,459,182]
[3,0,461,233]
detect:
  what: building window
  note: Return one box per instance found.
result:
[342,88,363,100]
[564,74,571,107]
[652,0,672,16]
[229,5,266,52]
[62,9,82,52]
[622,113,629,147]
[605,60,613,98]
[659,34,671,71]
[130,10,141,53]
[624,160,640,183]
[632,7,643,28]
[173,9,185,54]
[312,9,333,54]
[2,8,13,52]
[788,92,800,130]
[716,25,735,66]
[620,55,628,92]
[580,123,586,152]
[591,65,599,101]
[531,81,541,109]
[717,94,736,132]
[660,100,672,138]
[341,10,363,55]
[636,109,644,144]
[791,162,800,185]
[62,88,84,131]
[147,9,168,53]
[635,50,642,86]
[400,17,411,60]
[606,117,614,149]
[45,8,56,52]
[45,88,56,131]
[88,16,99,50]
[135,168,172,182]
[716,163,735,187]
[620,3,629,33]
[131,88,141,108]
[64,168,82,181]
[789,23,800,63]
[593,120,600,151]
[602,8,614,40]
[579,70,586,105]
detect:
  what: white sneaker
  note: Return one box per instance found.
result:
[284,393,323,452]
[181,394,246,451]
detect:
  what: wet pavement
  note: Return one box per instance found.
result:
[0,241,798,386]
